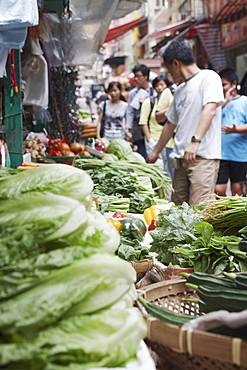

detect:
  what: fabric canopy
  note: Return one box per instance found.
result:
[104,16,146,43]
[202,0,247,23]
[137,18,192,47]
[195,24,228,71]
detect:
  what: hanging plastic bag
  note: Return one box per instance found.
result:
[0,0,38,29]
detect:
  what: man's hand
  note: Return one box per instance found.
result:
[146,151,159,163]
[222,124,236,134]
[183,142,199,164]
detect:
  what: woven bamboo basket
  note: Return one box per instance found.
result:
[129,258,154,282]
[138,279,247,370]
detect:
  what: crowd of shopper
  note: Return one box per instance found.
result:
[92,39,247,206]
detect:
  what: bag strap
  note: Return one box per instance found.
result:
[147,95,155,128]
[100,101,107,137]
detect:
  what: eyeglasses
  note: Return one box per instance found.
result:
[134,74,144,78]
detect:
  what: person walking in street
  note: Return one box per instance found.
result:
[215,68,247,196]
[96,81,127,142]
[125,64,156,158]
[146,40,224,206]
[139,75,173,175]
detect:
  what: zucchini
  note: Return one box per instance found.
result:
[179,272,236,289]
[138,295,196,326]
[197,285,247,312]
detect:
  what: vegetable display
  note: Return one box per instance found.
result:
[149,202,247,274]
[0,165,147,369]
[73,157,172,200]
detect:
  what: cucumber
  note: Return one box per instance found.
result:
[235,273,247,289]
[197,285,247,312]
[239,238,247,253]
[180,272,236,289]
[138,296,196,326]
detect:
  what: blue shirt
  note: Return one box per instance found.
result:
[221,95,247,162]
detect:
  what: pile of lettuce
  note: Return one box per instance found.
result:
[0,164,147,369]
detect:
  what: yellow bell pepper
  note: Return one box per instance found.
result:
[106,219,121,231]
[144,205,159,225]
[150,205,158,219]
[143,207,152,225]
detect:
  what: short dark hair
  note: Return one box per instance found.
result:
[152,75,171,89]
[159,40,195,65]
[218,68,239,84]
[107,81,122,93]
[132,64,150,80]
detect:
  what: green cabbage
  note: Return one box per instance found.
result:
[0,164,93,202]
[0,308,146,369]
[101,153,118,162]
[106,139,132,159]
[126,152,146,163]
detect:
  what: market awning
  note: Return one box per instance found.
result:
[202,0,247,23]
[137,18,193,47]
[104,16,146,43]
[136,58,162,69]
[195,24,228,71]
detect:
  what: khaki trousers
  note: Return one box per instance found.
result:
[171,157,220,207]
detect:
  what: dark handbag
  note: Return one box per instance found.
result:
[131,114,144,143]
[100,100,106,137]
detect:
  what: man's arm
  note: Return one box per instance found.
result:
[146,121,176,163]
[184,102,217,164]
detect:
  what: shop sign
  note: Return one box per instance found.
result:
[222,15,247,47]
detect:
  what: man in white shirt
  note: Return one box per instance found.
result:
[147,40,224,206]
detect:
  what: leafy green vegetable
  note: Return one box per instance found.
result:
[0,165,19,178]
[126,152,145,163]
[117,237,150,261]
[0,164,93,203]
[0,307,146,369]
[150,202,247,274]
[106,139,132,159]
[73,158,172,199]
[0,253,136,337]
[91,166,139,197]
[0,193,119,267]
[101,153,118,162]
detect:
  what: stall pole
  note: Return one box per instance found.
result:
[4,49,23,168]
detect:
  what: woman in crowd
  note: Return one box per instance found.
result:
[139,75,174,175]
[96,81,128,141]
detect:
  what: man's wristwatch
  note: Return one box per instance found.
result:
[191,135,201,143]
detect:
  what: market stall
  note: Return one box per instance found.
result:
[1,145,247,368]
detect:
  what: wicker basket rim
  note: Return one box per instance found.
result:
[137,279,247,368]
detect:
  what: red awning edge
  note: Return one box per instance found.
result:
[104,16,146,43]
